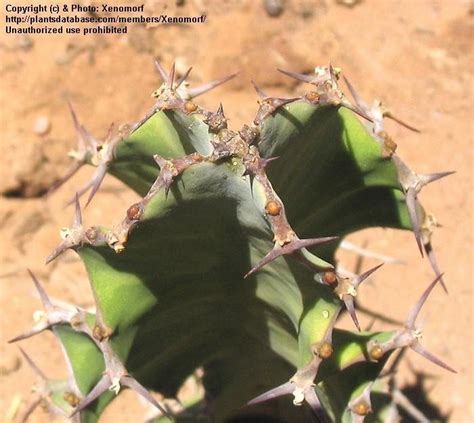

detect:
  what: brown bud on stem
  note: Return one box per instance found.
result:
[265,200,281,216]
[184,101,198,113]
[127,203,142,221]
[322,270,337,285]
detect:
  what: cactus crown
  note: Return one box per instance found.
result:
[13,61,455,423]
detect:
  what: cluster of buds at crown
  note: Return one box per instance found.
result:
[130,59,237,132]
[277,65,375,122]
[152,60,237,104]
[204,103,228,132]
[278,65,343,105]
[251,81,300,125]
[242,147,278,176]
[150,153,204,197]
[239,124,260,145]
[367,274,456,373]
[205,114,251,160]
[51,60,238,203]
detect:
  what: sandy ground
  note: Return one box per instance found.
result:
[0,0,473,422]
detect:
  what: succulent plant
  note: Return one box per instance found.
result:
[12,61,455,422]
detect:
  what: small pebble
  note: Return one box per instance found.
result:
[264,0,285,17]
[335,0,361,7]
[0,354,21,376]
[33,116,51,135]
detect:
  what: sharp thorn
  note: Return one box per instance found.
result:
[70,374,111,417]
[294,236,339,250]
[405,188,424,257]
[344,296,361,331]
[66,99,97,149]
[130,107,158,134]
[392,389,430,423]
[45,241,68,265]
[169,62,176,87]
[66,99,86,150]
[122,376,173,420]
[410,342,456,373]
[84,164,108,208]
[187,72,239,99]
[246,381,294,406]
[47,161,83,196]
[355,263,384,288]
[66,179,94,208]
[305,388,328,423]
[251,80,267,98]
[244,237,338,278]
[406,273,444,328]
[9,328,46,343]
[385,112,420,133]
[175,67,193,89]
[73,193,82,226]
[153,58,169,84]
[425,243,448,293]
[277,68,314,83]
[261,156,280,167]
[342,75,365,109]
[18,347,47,380]
[27,269,53,309]
[421,171,456,186]
[340,100,373,122]
[20,397,43,423]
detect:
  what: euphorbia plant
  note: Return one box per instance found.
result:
[12,61,455,422]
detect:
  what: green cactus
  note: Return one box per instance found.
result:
[12,62,455,422]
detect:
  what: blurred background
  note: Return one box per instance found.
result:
[0,0,472,421]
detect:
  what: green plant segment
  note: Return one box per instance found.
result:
[12,63,455,422]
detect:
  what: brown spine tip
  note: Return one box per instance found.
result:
[353,401,371,416]
[315,341,334,359]
[92,324,112,342]
[63,392,81,407]
[369,344,384,360]
[127,203,142,221]
[378,130,397,157]
[70,313,83,329]
[305,91,320,102]
[322,270,337,285]
[265,200,281,216]
[184,101,198,113]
